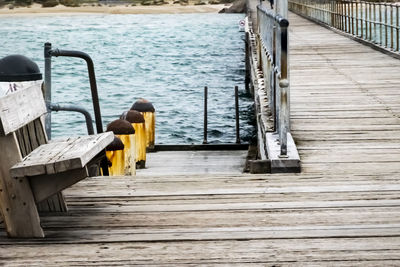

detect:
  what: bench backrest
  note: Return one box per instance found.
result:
[0,85,67,213]
[0,85,47,136]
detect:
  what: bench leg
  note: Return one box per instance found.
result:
[0,133,44,238]
[0,176,44,238]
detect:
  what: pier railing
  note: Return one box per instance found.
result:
[257,5,290,156]
[289,0,400,53]
[245,1,300,173]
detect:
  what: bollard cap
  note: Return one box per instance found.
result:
[121,110,145,123]
[0,55,42,82]
[130,98,155,112]
[106,136,125,151]
[106,119,135,135]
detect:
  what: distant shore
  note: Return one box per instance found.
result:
[0,2,230,16]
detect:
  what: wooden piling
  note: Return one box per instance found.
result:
[105,136,125,176]
[121,110,147,169]
[106,120,135,176]
[131,99,155,151]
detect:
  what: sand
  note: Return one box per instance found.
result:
[0,2,229,16]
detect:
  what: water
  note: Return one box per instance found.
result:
[0,13,255,144]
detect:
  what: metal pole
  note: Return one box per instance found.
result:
[235,86,240,144]
[369,3,373,41]
[49,103,94,135]
[203,86,208,144]
[397,6,399,52]
[391,4,394,50]
[245,32,250,93]
[279,19,289,157]
[380,3,383,44]
[385,4,388,47]
[49,49,104,134]
[351,1,355,35]
[275,0,288,19]
[44,42,52,139]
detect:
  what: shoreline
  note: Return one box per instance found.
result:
[0,3,229,16]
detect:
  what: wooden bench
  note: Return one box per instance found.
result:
[0,85,114,238]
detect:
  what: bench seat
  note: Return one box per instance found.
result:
[10,132,114,178]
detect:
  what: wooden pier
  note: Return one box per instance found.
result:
[1,13,400,265]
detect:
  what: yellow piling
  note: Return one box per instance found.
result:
[131,98,155,151]
[106,119,136,176]
[105,137,125,176]
[121,110,147,169]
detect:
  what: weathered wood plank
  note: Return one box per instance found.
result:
[30,167,89,203]
[10,132,114,177]
[137,150,247,176]
[0,133,44,237]
[1,238,400,265]
[0,85,47,136]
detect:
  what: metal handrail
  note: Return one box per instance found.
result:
[44,42,104,139]
[257,5,290,156]
[289,0,400,53]
[49,103,94,135]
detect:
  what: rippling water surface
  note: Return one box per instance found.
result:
[0,13,254,144]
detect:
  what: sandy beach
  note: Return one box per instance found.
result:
[0,2,229,16]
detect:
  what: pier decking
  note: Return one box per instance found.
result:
[1,13,400,265]
[136,150,248,175]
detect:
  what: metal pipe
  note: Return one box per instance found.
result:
[369,2,372,41]
[279,80,288,157]
[351,1,354,35]
[380,3,383,45]
[397,6,399,51]
[360,2,363,39]
[356,1,359,36]
[279,23,289,157]
[391,5,394,50]
[385,4,388,47]
[203,86,208,144]
[374,3,377,43]
[49,49,104,134]
[44,42,52,139]
[344,1,347,32]
[245,32,250,93]
[234,86,240,144]
[49,103,94,135]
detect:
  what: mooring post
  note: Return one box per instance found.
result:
[203,86,208,144]
[235,86,240,144]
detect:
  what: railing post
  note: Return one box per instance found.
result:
[276,0,288,19]
[351,1,355,35]
[203,86,208,144]
[397,5,399,52]
[385,4,388,48]
[379,3,382,45]
[235,86,240,144]
[369,2,373,41]
[44,42,52,140]
[278,19,289,157]
[390,4,394,50]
